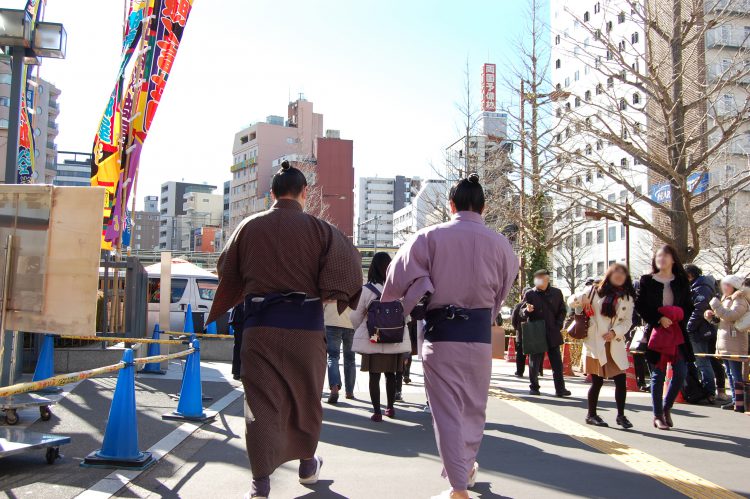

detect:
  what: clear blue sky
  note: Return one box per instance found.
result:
[2,0,538,208]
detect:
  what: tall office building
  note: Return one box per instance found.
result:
[550,0,652,294]
[159,181,217,250]
[228,98,323,231]
[144,195,159,213]
[0,63,60,184]
[356,176,421,247]
[132,211,160,251]
[53,151,91,187]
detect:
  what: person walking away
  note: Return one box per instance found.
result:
[207,161,363,499]
[635,245,694,430]
[381,174,518,499]
[628,279,650,391]
[521,270,571,397]
[569,264,635,428]
[351,252,412,421]
[706,274,750,412]
[684,264,720,404]
[324,302,356,404]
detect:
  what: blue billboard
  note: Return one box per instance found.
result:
[649,172,709,204]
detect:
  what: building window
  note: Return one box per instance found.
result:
[575,96,581,107]
[555,59,561,69]
[0,97,9,107]
[585,90,591,101]
[608,226,617,242]
[632,32,639,44]
[597,261,604,275]
[596,83,603,95]
[556,107,562,118]
[596,139,603,151]
[574,70,580,81]
[606,20,613,32]
[607,76,614,88]
[585,144,592,155]
[606,49,613,60]
[555,34,561,45]
[618,11,626,23]
[594,2,601,14]
[597,229,604,244]
[595,29,601,40]
[565,77,570,86]
[632,92,640,104]
[565,102,571,111]
[621,157,629,168]
[619,98,627,110]
[584,11,590,22]
[618,40,626,52]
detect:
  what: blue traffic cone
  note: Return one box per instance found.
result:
[82,349,154,470]
[32,334,61,393]
[162,339,216,423]
[140,324,165,375]
[184,304,195,333]
[228,324,235,336]
[205,321,217,335]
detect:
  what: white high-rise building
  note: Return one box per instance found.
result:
[356,176,421,247]
[392,179,449,247]
[550,0,652,294]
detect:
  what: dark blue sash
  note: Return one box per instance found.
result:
[425,306,492,344]
[243,292,324,331]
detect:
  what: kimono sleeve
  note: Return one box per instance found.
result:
[319,224,363,313]
[207,223,246,324]
[382,231,435,314]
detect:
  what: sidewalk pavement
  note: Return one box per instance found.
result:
[2,356,749,498]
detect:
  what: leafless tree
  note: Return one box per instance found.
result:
[553,232,593,295]
[697,199,750,275]
[296,160,331,223]
[551,0,750,263]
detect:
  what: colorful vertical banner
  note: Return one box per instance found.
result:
[16,0,43,184]
[91,0,194,250]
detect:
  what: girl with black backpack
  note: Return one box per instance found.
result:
[351,252,411,421]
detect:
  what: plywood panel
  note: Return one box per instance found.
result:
[6,187,104,336]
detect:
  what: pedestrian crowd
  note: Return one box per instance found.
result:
[208,163,748,499]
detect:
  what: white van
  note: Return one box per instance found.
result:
[144,259,219,333]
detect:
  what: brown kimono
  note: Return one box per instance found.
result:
[207,198,362,478]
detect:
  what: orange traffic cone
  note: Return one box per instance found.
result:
[625,348,639,392]
[666,362,686,404]
[562,344,574,376]
[507,337,517,363]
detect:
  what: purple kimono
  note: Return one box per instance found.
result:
[382,211,518,491]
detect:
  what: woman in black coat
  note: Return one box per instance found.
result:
[634,245,694,430]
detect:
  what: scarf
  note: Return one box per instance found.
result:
[601,286,627,318]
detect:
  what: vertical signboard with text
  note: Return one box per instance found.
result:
[482,63,496,112]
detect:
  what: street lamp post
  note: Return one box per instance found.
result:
[0,9,66,184]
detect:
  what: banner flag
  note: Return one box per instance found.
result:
[93,0,194,250]
[16,0,42,184]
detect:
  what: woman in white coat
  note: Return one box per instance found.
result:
[351,252,411,422]
[569,263,635,429]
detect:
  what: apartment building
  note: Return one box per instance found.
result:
[356,176,421,247]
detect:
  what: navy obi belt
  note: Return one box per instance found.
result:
[424,306,492,344]
[243,292,324,331]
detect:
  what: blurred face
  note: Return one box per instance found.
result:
[609,266,627,287]
[534,274,550,288]
[654,249,674,272]
[721,282,736,296]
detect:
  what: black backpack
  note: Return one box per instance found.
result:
[364,283,406,344]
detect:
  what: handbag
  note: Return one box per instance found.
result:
[628,326,646,351]
[566,287,596,340]
[521,320,548,355]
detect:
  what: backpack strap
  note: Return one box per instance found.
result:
[365,283,382,299]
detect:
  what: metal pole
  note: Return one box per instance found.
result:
[625,203,631,269]
[605,218,609,267]
[518,81,525,289]
[4,47,24,185]
[0,235,14,386]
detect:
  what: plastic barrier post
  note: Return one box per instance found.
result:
[82,349,155,470]
[625,349,640,392]
[162,339,217,423]
[229,324,235,336]
[543,352,552,370]
[32,334,61,393]
[507,337,516,363]
[205,321,217,335]
[140,324,166,375]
